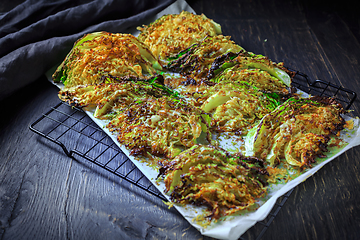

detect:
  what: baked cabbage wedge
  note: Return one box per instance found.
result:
[53,32,162,88]
[58,76,212,159]
[245,96,346,168]
[208,50,293,88]
[213,68,290,96]
[107,95,212,158]
[198,80,281,132]
[159,144,268,219]
[137,11,222,66]
[167,35,243,79]
[58,75,173,118]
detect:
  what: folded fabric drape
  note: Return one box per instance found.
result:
[0,0,175,101]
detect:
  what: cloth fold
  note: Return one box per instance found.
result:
[0,0,175,101]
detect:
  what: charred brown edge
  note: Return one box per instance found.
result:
[309,95,346,113]
[207,51,242,79]
[99,73,165,86]
[166,43,199,72]
[299,135,331,169]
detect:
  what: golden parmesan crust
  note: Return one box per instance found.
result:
[199,82,278,133]
[54,32,160,88]
[251,97,346,168]
[137,11,222,65]
[106,96,205,159]
[218,68,290,95]
[160,145,268,219]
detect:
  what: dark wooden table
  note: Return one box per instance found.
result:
[1,0,360,239]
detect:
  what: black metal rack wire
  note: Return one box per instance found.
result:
[288,68,356,110]
[29,70,356,240]
[29,101,167,201]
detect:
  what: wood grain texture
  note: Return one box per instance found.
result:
[1,0,360,239]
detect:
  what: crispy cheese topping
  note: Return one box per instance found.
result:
[246,97,346,168]
[137,11,222,65]
[160,145,268,219]
[53,32,161,88]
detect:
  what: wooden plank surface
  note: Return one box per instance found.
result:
[1,0,360,239]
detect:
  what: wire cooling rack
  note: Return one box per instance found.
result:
[288,68,356,110]
[29,70,356,240]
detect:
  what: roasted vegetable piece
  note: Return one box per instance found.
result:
[199,81,280,132]
[106,96,212,159]
[58,75,175,119]
[167,35,243,79]
[213,67,290,96]
[208,50,292,87]
[245,96,346,168]
[53,32,162,88]
[160,144,268,219]
[137,11,222,66]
